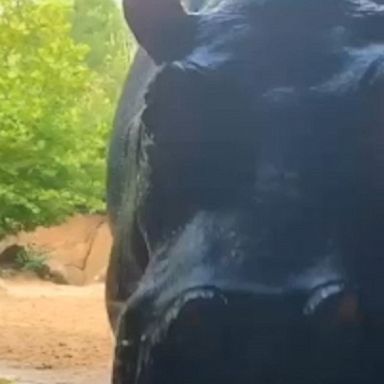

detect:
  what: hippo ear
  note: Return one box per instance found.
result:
[123,0,197,63]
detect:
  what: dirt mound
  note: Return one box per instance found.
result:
[0,215,112,285]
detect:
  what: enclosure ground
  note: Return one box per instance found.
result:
[0,279,113,384]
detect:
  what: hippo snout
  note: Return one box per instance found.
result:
[113,284,366,384]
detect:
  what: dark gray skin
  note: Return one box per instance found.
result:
[106,1,384,383]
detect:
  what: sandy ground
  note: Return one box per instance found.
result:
[0,278,114,384]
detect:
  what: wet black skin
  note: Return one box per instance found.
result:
[106,1,384,383]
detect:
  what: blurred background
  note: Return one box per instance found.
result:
[0,1,136,383]
[0,0,135,237]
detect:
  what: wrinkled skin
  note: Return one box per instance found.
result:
[106,1,384,383]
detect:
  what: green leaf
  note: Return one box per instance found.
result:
[0,0,135,236]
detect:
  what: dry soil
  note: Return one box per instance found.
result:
[0,278,113,384]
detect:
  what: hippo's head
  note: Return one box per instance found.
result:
[111,1,384,383]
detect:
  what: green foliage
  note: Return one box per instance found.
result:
[71,0,135,102]
[0,0,133,237]
[15,246,47,274]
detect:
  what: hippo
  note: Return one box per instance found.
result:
[106,1,384,383]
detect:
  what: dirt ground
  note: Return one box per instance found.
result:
[0,278,114,384]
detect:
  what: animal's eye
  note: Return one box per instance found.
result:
[143,66,205,140]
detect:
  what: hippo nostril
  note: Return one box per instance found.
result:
[166,292,228,346]
[145,290,232,384]
[304,282,361,326]
[336,293,361,324]
[304,281,346,315]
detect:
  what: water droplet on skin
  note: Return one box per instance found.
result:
[121,339,133,347]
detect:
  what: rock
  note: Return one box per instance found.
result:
[66,266,85,286]
[0,242,20,264]
[44,259,69,285]
[17,215,106,270]
[44,260,85,286]
[84,222,112,284]
[93,266,107,283]
[0,215,112,286]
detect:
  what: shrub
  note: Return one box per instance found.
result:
[15,246,47,275]
[0,0,133,238]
